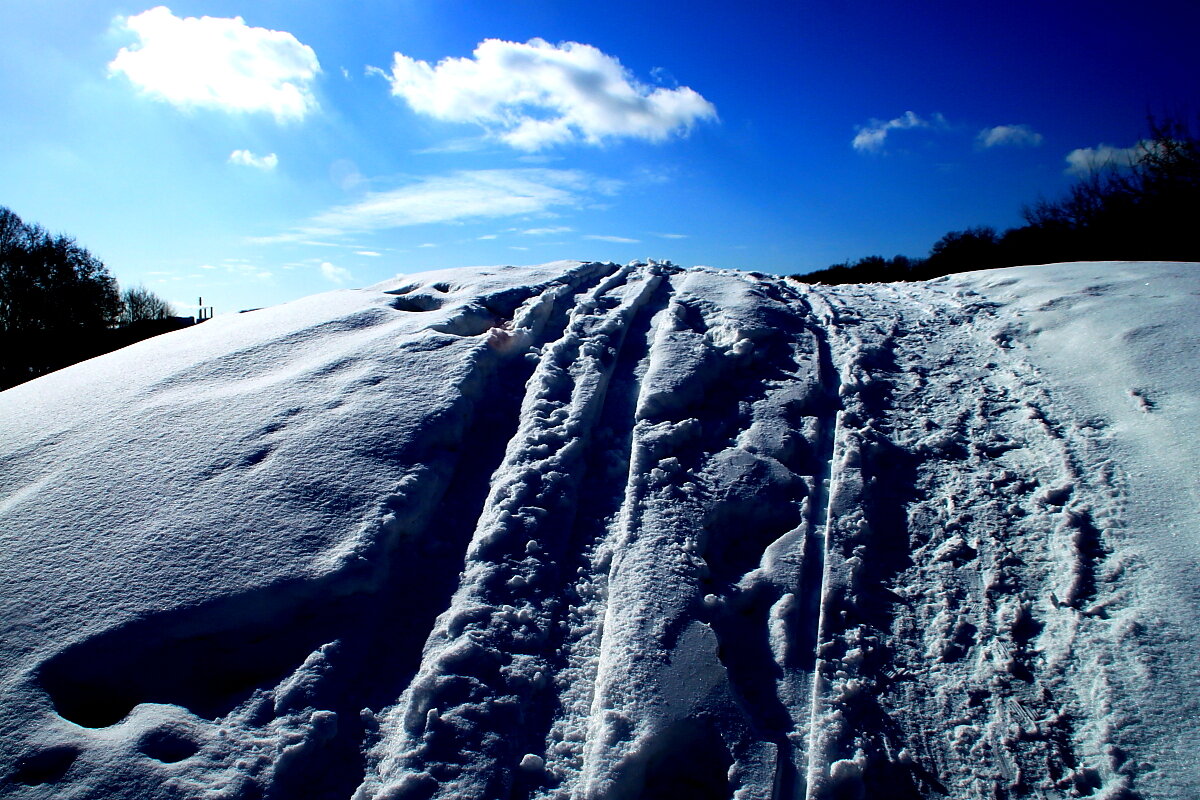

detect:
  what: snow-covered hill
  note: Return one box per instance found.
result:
[0,260,1196,800]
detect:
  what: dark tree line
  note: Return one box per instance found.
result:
[1,206,180,390]
[796,116,1200,284]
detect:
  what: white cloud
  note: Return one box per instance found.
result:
[319,262,352,284]
[852,111,941,152]
[657,232,687,239]
[376,38,717,150]
[256,169,602,243]
[977,124,1043,149]
[584,234,639,243]
[228,149,279,169]
[650,66,678,87]
[329,159,366,192]
[478,234,499,240]
[203,259,273,281]
[355,250,382,257]
[417,243,437,248]
[109,6,320,121]
[412,137,490,155]
[1064,141,1152,176]
[521,226,573,235]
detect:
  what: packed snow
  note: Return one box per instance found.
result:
[0,260,1196,799]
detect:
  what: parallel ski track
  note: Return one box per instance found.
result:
[360,267,1134,800]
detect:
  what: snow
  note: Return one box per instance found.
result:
[0,259,1196,799]
[943,263,1200,797]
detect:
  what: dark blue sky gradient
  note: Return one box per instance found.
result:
[1,0,1195,311]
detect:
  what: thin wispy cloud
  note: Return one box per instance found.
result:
[355,250,382,257]
[256,169,606,243]
[650,66,679,87]
[375,38,717,150]
[228,149,279,170]
[521,226,573,236]
[1064,141,1152,176]
[319,261,352,284]
[411,137,490,155]
[109,6,320,121]
[852,111,944,153]
[200,259,272,280]
[977,124,1043,149]
[584,234,640,243]
[656,232,688,239]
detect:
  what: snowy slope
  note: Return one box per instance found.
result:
[0,260,1195,799]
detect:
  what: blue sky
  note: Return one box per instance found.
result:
[1,0,1196,314]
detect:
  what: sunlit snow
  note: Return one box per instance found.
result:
[0,260,1196,799]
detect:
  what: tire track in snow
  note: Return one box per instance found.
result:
[794,284,930,799]
[793,278,1135,799]
[574,270,835,800]
[22,263,622,800]
[529,266,676,799]
[358,265,840,800]
[359,263,673,799]
[895,278,1134,799]
[746,281,844,797]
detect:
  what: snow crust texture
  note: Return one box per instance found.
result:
[0,260,1195,799]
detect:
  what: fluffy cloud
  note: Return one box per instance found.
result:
[376,38,717,150]
[228,150,279,169]
[258,169,605,243]
[977,124,1043,149]
[1064,141,1151,176]
[319,262,352,284]
[109,6,320,121]
[852,111,941,152]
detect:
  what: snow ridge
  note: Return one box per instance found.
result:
[0,260,1180,799]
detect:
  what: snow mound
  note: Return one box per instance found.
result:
[0,260,1196,799]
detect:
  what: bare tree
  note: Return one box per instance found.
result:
[120,285,174,325]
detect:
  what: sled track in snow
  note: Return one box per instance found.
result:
[8,262,1142,799]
